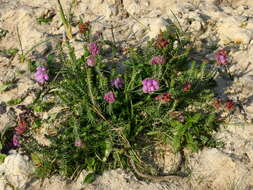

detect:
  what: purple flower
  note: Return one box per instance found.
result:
[215,49,228,65]
[111,77,124,89]
[88,42,100,56]
[86,56,96,67]
[142,79,159,93]
[34,66,49,84]
[13,135,20,147]
[150,56,165,65]
[104,92,116,103]
[75,139,83,147]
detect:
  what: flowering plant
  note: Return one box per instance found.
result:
[13,25,232,182]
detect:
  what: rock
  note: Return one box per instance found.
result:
[133,17,168,40]
[70,40,85,59]
[0,102,7,115]
[1,154,34,189]
[190,20,202,32]
[0,8,47,51]
[123,1,142,15]
[217,16,253,44]
[154,145,182,173]
[190,147,253,190]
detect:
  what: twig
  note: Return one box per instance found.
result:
[110,24,116,45]
[129,153,186,182]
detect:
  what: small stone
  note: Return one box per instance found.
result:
[0,102,7,115]
[3,154,34,188]
[217,16,253,44]
[191,20,202,31]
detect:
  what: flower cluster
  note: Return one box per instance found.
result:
[111,77,124,89]
[89,42,100,56]
[12,120,28,147]
[79,21,91,34]
[75,139,83,147]
[34,66,49,84]
[156,34,169,48]
[86,56,96,67]
[224,99,235,110]
[104,92,116,102]
[212,98,235,110]
[150,56,165,65]
[155,93,172,103]
[12,135,20,147]
[15,120,27,135]
[142,79,159,93]
[183,82,192,92]
[215,49,228,65]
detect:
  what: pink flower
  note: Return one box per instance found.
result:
[183,82,192,92]
[224,99,235,110]
[13,135,20,147]
[75,139,83,147]
[15,120,27,135]
[111,77,124,89]
[104,92,116,102]
[86,56,96,67]
[34,66,49,84]
[215,49,228,65]
[155,93,172,103]
[88,42,100,56]
[150,56,165,65]
[156,34,169,48]
[142,79,159,93]
[177,113,185,123]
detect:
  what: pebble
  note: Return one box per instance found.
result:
[0,102,7,115]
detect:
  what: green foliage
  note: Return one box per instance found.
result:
[0,48,18,58]
[7,98,24,105]
[36,17,53,24]
[0,28,8,40]
[0,83,15,92]
[16,24,226,181]
[0,143,7,164]
[7,98,23,105]
[83,173,96,184]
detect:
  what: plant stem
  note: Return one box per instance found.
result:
[86,68,96,106]
[57,0,73,40]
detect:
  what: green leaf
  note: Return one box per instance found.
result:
[147,131,160,135]
[31,153,42,166]
[7,98,23,105]
[31,120,42,128]
[33,105,43,112]
[0,84,13,92]
[0,154,7,164]
[37,17,53,24]
[87,158,96,171]
[83,173,96,184]
[134,125,145,136]
[102,140,112,162]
